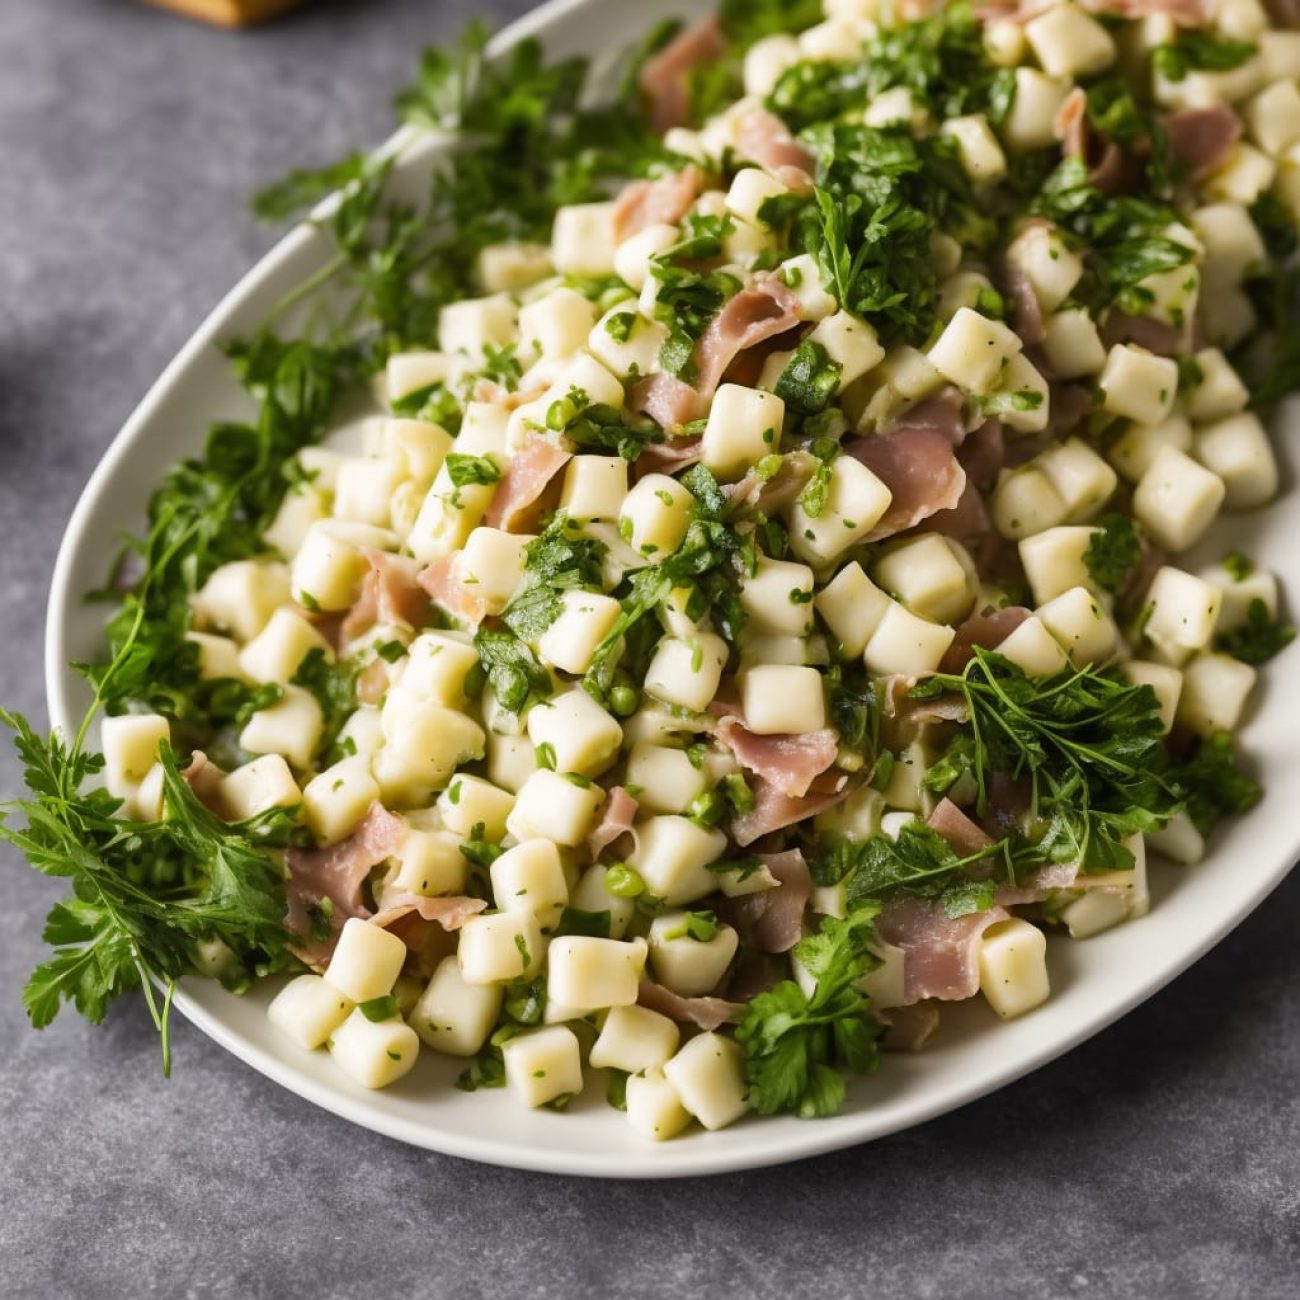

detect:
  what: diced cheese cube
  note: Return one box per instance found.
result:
[995,614,1070,677]
[192,560,291,642]
[701,384,785,480]
[662,1032,748,1131]
[624,1068,693,1141]
[590,1005,680,1074]
[1007,224,1084,314]
[239,684,323,769]
[1003,68,1072,150]
[388,826,468,897]
[644,632,728,713]
[302,757,381,846]
[1098,345,1179,425]
[978,919,1050,1019]
[220,754,301,821]
[863,601,957,676]
[477,240,551,294]
[537,588,622,674]
[1034,438,1118,523]
[102,713,170,793]
[505,769,604,846]
[1122,659,1184,733]
[325,918,408,1003]
[237,607,333,685]
[458,911,544,984]
[559,455,629,524]
[501,1025,584,1108]
[629,816,727,906]
[1132,446,1226,552]
[551,201,619,276]
[490,839,569,932]
[1036,586,1118,666]
[989,465,1069,540]
[403,632,480,708]
[814,560,892,656]
[648,914,739,997]
[942,113,1008,182]
[268,974,354,1051]
[614,222,679,293]
[807,311,886,389]
[518,287,599,361]
[1176,653,1256,735]
[740,664,826,735]
[620,472,694,557]
[547,936,647,1011]
[786,455,894,564]
[739,557,816,636]
[776,253,838,321]
[526,688,623,778]
[1109,415,1194,484]
[926,307,1022,393]
[1040,309,1107,379]
[1203,143,1276,205]
[438,294,517,358]
[1185,349,1249,423]
[411,955,502,1057]
[1025,4,1116,78]
[873,534,976,625]
[328,1009,419,1089]
[1193,412,1278,509]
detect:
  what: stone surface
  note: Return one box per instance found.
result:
[0,2,1297,1297]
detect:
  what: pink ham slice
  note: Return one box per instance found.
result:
[637,980,741,1030]
[417,555,489,627]
[180,749,226,815]
[340,549,430,645]
[1055,87,1132,197]
[1080,0,1212,26]
[1100,311,1185,357]
[1164,105,1242,180]
[880,1002,942,1052]
[995,861,1080,907]
[588,786,639,859]
[637,16,728,133]
[843,427,967,542]
[716,717,839,799]
[629,374,702,432]
[632,433,704,478]
[484,438,571,533]
[284,804,407,962]
[927,798,996,857]
[874,896,1011,1005]
[371,892,487,949]
[694,277,801,398]
[721,849,812,954]
[927,478,992,541]
[735,107,816,180]
[731,769,854,847]
[939,605,1032,672]
[611,165,706,242]
[956,418,1006,490]
[724,448,817,515]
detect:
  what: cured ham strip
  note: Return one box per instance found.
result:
[731,769,853,847]
[885,389,968,442]
[983,771,1034,839]
[1000,250,1046,346]
[637,16,728,134]
[286,805,405,918]
[372,892,487,948]
[693,277,801,398]
[843,427,967,542]
[484,437,571,532]
[716,716,839,799]
[1164,105,1242,180]
[1055,87,1132,197]
[995,861,1079,907]
[1100,311,1185,357]
[955,418,1006,490]
[723,849,812,954]
[611,164,705,242]
[735,107,816,179]
[340,548,430,644]
[880,1002,941,1052]
[629,374,701,431]
[416,555,489,627]
[874,896,1011,1004]
[724,448,817,514]
[180,749,226,815]
[637,980,741,1030]
[1080,0,1212,26]
[939,605,1032,672]
[927,797,996,857]
[632,433,704,478]
[927,477,992,541]
[588,786,639,859]
[285,804,407,963]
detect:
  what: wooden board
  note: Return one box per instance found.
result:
[140,0,306,26]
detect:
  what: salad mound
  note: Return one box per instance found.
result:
[6,0,1298,1140]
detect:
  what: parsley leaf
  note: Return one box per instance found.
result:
[1215,598,1297,666]
[736,908,883,1119]
[1083,513,1142,595]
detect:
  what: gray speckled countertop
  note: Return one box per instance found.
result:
[1,2,1297,1296]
